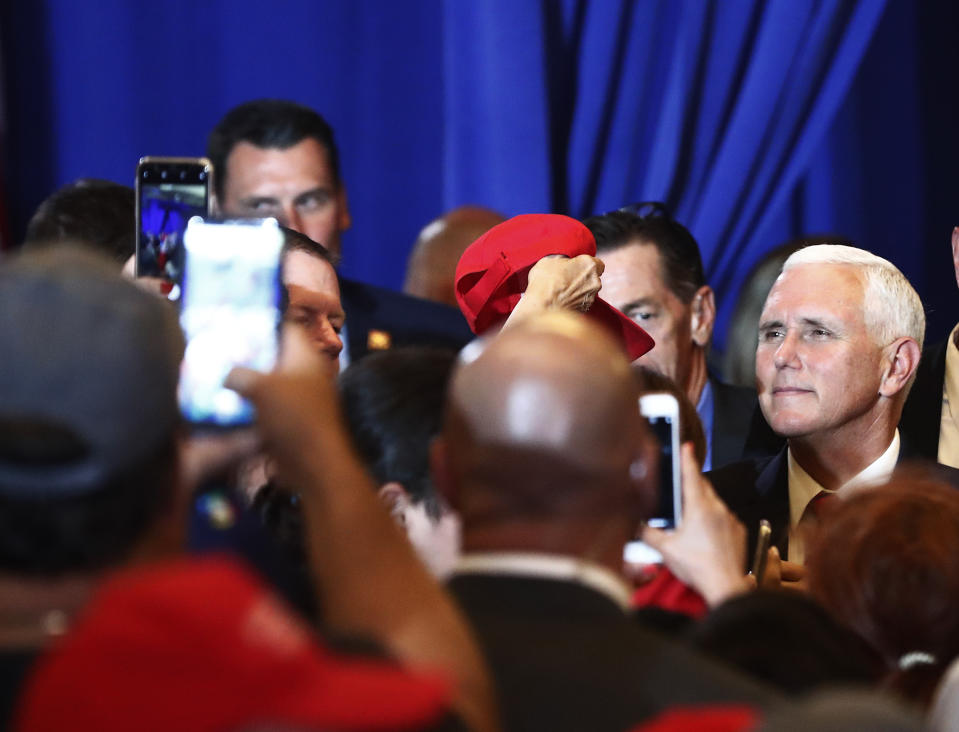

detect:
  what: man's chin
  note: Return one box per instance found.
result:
[764,411,818,440]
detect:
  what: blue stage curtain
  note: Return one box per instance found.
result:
[442,0,888,348]
[2,0,891,349]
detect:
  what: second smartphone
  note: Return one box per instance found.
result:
[135,156,213,286]
[624,392,683,565]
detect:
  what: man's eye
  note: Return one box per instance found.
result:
[285,312,311,326]
[245,200,277,213]
[298,193,330,211]
[629,310,656,322]
[807,328,832,339]
[760,329,784,341]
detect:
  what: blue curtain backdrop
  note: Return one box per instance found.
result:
[3,0,958,353]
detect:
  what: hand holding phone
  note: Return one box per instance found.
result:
[638,444,753,606]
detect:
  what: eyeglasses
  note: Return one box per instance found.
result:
[612,201,672,219]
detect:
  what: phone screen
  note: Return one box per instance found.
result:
[136,160,210,285]
[646,414,676,530]
[177,218,283,428]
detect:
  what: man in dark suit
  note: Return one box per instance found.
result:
[584,206,780,471]
[207,99,473,367]
[434,311,776,732]
[899,227,959,465]
[708,245,925,564]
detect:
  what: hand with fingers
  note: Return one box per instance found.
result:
[758,546,808,592]
[642,443,754,607]
[504,254,605,328]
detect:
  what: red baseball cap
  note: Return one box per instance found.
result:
[15,558,450,732]
[454,214,654,360]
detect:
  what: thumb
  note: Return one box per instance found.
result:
[224,366,262,397]
[640,524,669,552]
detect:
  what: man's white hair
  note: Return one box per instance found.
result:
[781,244,925,351]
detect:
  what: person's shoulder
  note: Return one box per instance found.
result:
[338,277,474,354]
[338,277,462,321]
[706,452,780,495]
[627,623,782,707]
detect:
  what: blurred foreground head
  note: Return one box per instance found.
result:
[23,179,135,265]
[807,472,959,709]
[435,311,655,562]
[0,246,183,576]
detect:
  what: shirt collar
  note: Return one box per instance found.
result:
[453,552,633,611]
[787,429,901,528]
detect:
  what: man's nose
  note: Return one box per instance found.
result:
[773,330,800,368]
[310,319,343,362]
[279,204,304,236]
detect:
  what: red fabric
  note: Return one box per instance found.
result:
[630,705,759,732]
[454,213,654,360]
[808,490,839,520]
[15,557,450,732]
[631,565,709,619]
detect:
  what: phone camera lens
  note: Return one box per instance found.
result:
[179,170,187,180]
[160,170,168,180]
[198,171,206,181]
[142,170,150,179]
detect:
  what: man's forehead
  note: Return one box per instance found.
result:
[762,263,866,319]
[224,139,336,195]
[601,241,673,299]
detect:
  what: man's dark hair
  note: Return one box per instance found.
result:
[23,179,135,264]
[207,99,342,200]
[584,208,705,303]
[280,225,338,267]
[0,422,176,576]
[339,347,457,519]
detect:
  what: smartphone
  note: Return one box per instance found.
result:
[624,392,682,565]
[177,217,284,428]
[135,157,213,291]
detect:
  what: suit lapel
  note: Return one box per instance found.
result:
[743,448,790,560]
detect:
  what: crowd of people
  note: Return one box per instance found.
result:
[3,98,959,731]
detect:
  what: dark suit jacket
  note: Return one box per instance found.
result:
[709,439,959,562]
[899,338,949,462]
[447,573,777,732]
[338,278,475,361]
[710,379,783,470]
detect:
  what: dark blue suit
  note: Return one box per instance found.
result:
[338,277,474,361]
[709,437,959,562]
[898,338,949,462]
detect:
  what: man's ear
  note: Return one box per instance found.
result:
[690,285,716,348]
[336,183,352,232]
[429,436,459,512]
[879,337,922,398]
[377,482,412,526]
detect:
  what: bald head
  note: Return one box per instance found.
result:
[440,312,653,525]
[404,206,506,307]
